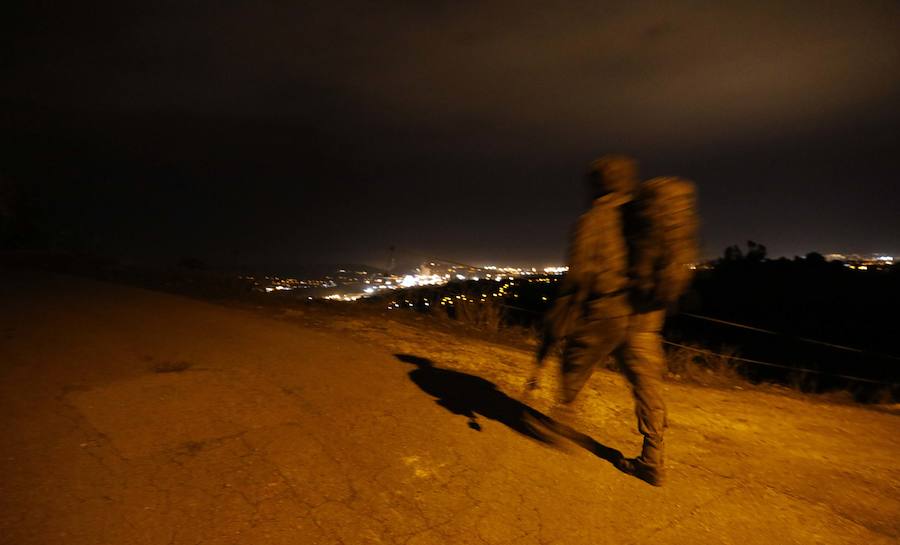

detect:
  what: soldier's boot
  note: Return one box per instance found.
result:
[617,438,665,486]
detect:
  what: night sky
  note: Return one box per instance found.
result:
[5,1,899,269]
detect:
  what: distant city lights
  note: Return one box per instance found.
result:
[828,253,895,271]
[243,262,570,302]
[244,253,895,302]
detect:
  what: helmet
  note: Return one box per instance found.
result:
[587,154,638,195]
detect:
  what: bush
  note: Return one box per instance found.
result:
[452,294,505,332]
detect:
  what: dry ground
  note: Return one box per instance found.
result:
[1,269,898,544]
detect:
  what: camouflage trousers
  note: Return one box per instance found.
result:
[560,305,668,468]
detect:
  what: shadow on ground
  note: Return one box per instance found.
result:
[395,353,626,470]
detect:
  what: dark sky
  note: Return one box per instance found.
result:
[4,1,899,269]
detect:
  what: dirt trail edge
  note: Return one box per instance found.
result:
[1,270,898,545]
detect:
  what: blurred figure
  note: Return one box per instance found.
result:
[527,158,699,487]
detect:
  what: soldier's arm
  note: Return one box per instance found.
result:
[559,214,591,296]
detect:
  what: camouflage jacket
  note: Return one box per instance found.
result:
[555,192,633,320]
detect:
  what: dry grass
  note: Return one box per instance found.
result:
[664,343,744,387]
[441,292,506,333]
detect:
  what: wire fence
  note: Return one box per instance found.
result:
[660,340,898,387]
[392,248,900,388]
[680,312,900,362]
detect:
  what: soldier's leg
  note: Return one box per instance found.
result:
[524,326,554,394]
[619,310,668,481]
[560,315,628,405]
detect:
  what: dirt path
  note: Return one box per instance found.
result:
[1,270,898,544]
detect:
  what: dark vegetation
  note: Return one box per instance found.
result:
[674,246,900,401]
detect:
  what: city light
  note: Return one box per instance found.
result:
[241,261,569,302]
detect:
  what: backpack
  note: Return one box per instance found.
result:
[630,177,699,309]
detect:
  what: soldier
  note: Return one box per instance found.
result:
[529,157,698,487]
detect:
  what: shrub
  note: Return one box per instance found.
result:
[452,291,505,333]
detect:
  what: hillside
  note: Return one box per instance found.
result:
[1,269,898,545]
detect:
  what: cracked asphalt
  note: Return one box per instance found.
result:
[1,270,898,544]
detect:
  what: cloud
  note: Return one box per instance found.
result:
[10,1,899,153]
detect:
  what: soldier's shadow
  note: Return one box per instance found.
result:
[395,353,625,468]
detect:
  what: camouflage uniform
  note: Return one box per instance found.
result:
[550,159,694,486]
[553,157,638,398]
[616,308,668,476]
[557,191,633,404]
[557,192,669,478]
